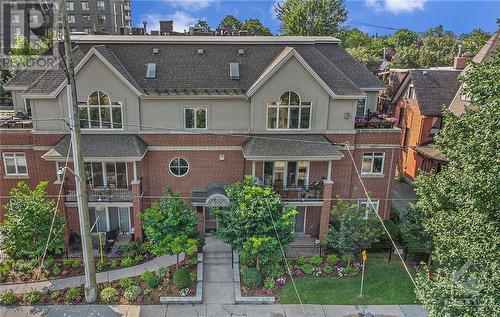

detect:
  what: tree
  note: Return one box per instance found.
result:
[418,30,457,68]
[242,236,279,270]
[0,182,64,259]
[326,199,383,266]
[346,46,381,73]
[195,20,210,31]
[141,188,198,267]
[274,0,348,36]
[413,51,500,316]
[390,46,421,69]
[388,29,419,50]
[340,28,372,49]
[460,29,490,57]
[401,205,432,264]
[241,19,272,36]
[9,35,51,75]
[213,176,296,268]
[219,15,242,31]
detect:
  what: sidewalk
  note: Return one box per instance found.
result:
[0,254,181,294]
[202,236,235,304]
[0,304,429,317]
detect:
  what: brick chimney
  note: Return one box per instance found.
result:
[454,56,467,70]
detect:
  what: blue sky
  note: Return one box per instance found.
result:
[132,1,499,36]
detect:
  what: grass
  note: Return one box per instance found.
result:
[280,257,417,305]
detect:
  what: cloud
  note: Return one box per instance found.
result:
[365,0,427,14]
[164,0,216,11]
[138,11,198,33]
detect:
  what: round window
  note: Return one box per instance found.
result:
[169,157,189,177]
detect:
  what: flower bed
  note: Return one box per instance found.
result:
[0,242,154,284]
[0,257,199,306]
[355,112,397,129]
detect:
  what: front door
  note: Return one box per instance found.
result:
[205,207,218,234]
[293,206,306,234]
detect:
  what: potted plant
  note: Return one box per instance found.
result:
[383,117,397,128]
[354,116,367,128]
[367,116,382,128]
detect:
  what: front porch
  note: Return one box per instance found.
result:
[286,236,325,258]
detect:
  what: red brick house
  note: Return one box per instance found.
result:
[392,69,460,179]
[1,36,399,245]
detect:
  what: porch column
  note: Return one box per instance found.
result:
[131,179,143,241]
[327,160,333,182]
[252,161,256,177]
[133,161,138,182]
[319,180,334,243]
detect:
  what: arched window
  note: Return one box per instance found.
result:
[267,91,311,129]
[78,90,123,129]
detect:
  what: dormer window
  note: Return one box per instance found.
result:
[407,85,415,100]
[146,63,156,78]
[267,91,311,130]
[79,90,123,129]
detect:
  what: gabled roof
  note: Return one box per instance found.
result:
[393,69,461,116]
[8,36,385,98]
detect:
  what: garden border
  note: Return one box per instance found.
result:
[233,252,275,304]
[159,253,203,304]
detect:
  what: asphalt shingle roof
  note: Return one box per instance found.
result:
[410,70,461,116]
[242,134,343,159]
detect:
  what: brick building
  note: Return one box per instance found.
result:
[1,36,399,245]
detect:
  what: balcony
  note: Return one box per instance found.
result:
[273,183,324,202]
[65,186,133,203]
[355,113,397,129]
[0,115,32,129]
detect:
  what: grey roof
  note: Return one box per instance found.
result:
[10,37,384,97]
[191,183,227,205]
[415,145,447,162]
[50,134,148,159]
[4,54,53,88]
[410,70,461,116]
[242,134,344,160]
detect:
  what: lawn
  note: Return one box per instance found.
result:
[280,257,417,305]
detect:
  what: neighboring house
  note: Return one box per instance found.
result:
[1,35,399,245]
[449,31,500,116]
[392,69,461,180]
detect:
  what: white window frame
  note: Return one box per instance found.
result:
[184,107,207,130]
[168,157,190,178]
[266,91,312,130]
[358,199,379,219]
[85,162,129,188]
[68,15,75,24]
[90,206,132,233]
[407,85,415,100]
[97,0,106,11]
[262,161,310,187]
[12,14,20,24]
[79,91,123,130]
[67,2,74,11]
[3,152,28,176]
[361,152,385,175]
[356,98,367,117]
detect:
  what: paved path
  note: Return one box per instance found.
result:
[0,304,428,317]
[392,181,417,216]
[202,236,235,304]
[0,254,181,294]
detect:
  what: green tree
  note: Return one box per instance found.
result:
[346,46,381,73]
[242,236,279,270]
[388,29,419,50]
[241,18,272,36]
[418,31,457,68]
[460,29,490,56]
[340,28,372,49]
[401,205,432,263]
[195,20,210,31]
[413,51,500,316]
[9,35,51,75]
[219,15,242,31]
[0,182,64,259]
[274,0,348,36]
[326,199,383,266]
[213,176,296,267]
[141,188,198,267]
[390,46,421,68]
[460,51,500,105]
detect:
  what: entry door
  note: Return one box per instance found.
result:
[294,207,306,234]
[205,207,218,234]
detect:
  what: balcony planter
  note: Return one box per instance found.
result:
[354,117,367,128]
[383,117,397,128]
[367,117,382,128]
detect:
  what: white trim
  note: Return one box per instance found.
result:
[183,107,208,130]
[149,146,241,151]
[358,198,379,219]
[252,161,256,177]
[246,155,343,161]
[168,157,190,177]
[265,91,312,131]
[360,152,385,175]
[2,152,28,176]
[0,145,33,150]
[140,95,247,100]
[293,206,307,234]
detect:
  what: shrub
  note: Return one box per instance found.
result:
[155,267,169,279]
[50,290,61,301]
[44,257,56,269]
[52,266,61,276]
[25,290,42,304]
[310,255,323,266]
[261,261,285,279]
[120,256,134,267]
[120,241,140,257]
[241,267,261,288]
[123,285,141,302]
[15,259,34,274]
[239,251,256,267]
[323,266,334,274]
[99,287,118,304]
[70,259,81,269]
[0,290,18,305]
[263,277,276,289]
[382,220,402,243]
[134,255,143,264]
[0,265,10,281]
[301,263,314,275]
[140,241,153,254]
[119,277,135,289]
[140,271,159,289]
[341,254,355,266]
[65,287,82,302]
[173,268,191,289]
[96,261,107,272]
[110,260,117,269]
[190,272,197,282]
[326,254,340,266]
[296,256,307,265]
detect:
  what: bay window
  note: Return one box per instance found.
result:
[79,90,122,129]
[267,91,311,129]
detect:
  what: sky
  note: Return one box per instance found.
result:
[131,0,499,36]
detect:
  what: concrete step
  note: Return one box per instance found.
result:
[203,252,232,259]
[204,257,232,264]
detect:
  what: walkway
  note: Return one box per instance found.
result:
[392,181,417,216]
[202,236,235,304]
[0,304,429,317]
[0,254,180,294]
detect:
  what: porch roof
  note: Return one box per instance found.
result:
[192,183,229,207]
[414,145,448,162]
[42,134,148,161]
[242,134,344,161]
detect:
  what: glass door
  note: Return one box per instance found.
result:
[205,207,218,234]
[293,207,306,234]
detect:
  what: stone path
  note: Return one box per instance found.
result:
[0,304,429,317]
[0,254,181,294]
[202,236,235,304]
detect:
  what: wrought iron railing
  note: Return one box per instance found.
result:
[64,186,133,202]
[273,184,324,201]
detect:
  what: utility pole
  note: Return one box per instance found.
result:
[59,0,97,302]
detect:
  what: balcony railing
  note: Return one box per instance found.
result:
[273,184,324,201]
[65,186,133,203]
[0,116,32,129]
[355,113,397,129]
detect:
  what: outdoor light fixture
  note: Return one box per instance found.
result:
[58,166,81,181]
